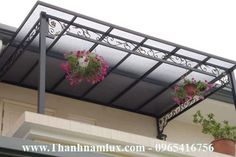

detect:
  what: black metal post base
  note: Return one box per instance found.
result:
[157,134,167,140]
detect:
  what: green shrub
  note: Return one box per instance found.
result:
[193,110,236,141]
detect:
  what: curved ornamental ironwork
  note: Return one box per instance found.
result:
[0,21,40,78]
[48,18,103,41]
[157,74,230,139]
[48,19,67,37]
[47,17,227,78]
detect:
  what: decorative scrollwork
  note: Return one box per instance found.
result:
[198,64,222,76]
[102,36,136,50]
[136,46,226,77]
[48,19,68,37]
[136,47,166,59]
[158,116,168,133]
[76,28,91,38]
[136,46,197,69]
[69,26,102,40]
[48,18,103,40]
[158,74,230,133]
[65,25,102,41]
[158,96,200,133]
[217,74,229,86]
[168,55,195,68]
[48,19,138,50]
[0,22,40,77]
[47,19,228,79]
[24,22,40,45]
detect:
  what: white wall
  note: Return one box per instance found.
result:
[165,120,213,144]
[0,83,157,138]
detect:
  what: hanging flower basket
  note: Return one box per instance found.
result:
[184,83,197,96]
[172,78,214,105]
[61,50,109,86]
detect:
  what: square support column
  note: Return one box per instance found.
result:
[229,71,236,109]
[38,12,48,114]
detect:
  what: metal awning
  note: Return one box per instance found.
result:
[0,1,235,139]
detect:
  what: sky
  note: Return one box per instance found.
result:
[0,0,236,67]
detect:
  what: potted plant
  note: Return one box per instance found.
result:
[61,50,109,86]
[193,110,236,156]
[173,78,214,105]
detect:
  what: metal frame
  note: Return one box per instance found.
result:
[229,71,236,109]
[38,12,48,113]
[0,1,235,139]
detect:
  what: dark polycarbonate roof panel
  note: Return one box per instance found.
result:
[112,81,164,110]
[2,50,38,82]
[54,79,93,98]
[84,73,136,104]
[140,88,175,115]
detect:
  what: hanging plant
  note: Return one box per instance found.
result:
[61,50,109,86]
[172,78,214,105]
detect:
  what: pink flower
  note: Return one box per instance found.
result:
[174,85,179,91]
[199,96,204,100]
[60,63,70,74]
[208,83,214,88]
[206,83,214,91]
[173,97,181,105]
[61,50,109,86]
[186,95,193,100]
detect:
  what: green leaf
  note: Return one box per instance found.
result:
[193,110,236,141]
